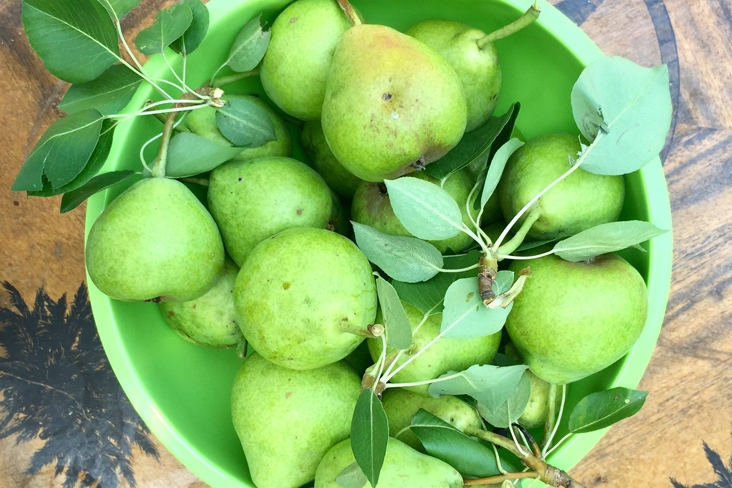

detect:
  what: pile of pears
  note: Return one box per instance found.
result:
[83,0,651,486]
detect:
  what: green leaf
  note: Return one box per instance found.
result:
[170,0,209,55]
[480,138,524,208]
[410,409,507,478]
[164,132,245,178]
[215,98,276,148]
[28,119,116,197]
[384,178,463,241]
[426,103,520,180]
[135,3,193,55]
[97,0,140,19]
[375,277,412,350]
[553,220,669,262]
[22,0,120,84]
[59,65,142,116]
[391,251,481,315]
[568,387,648,434]
[351,389,389,488]
[493,270,514,295]
[352,223,442,283]
[225,14,271,72]
[440,277,512,339]
[335,462,367,488]
[476,372,531,428]
[59,170,137,213]
[12,109,104,192]
[428,364,528,412]
[571,56,672,175]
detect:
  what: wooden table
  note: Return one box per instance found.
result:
[1,0,730,486]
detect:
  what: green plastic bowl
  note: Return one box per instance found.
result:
[86,0,673,486]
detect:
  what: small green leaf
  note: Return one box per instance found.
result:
[480,138,524,208]
[553,220,668,262]
[493,270,514,295]
[375,277,412,350]
[335,462,367,488]
[215,98,276,148]
[59,65,142,116]
[428,364,528,412]
[12,109,104,192]
[352,223,442,283]
[476,372,531,428]
[384,178,463,241]
[225,14,271,72]
[351,389,389,488]
[410,409,510,478]
[59,170,137,213]
[170,0,209,54]
[440,277,512,339]
[164,132,245,178]
[135,3,193,55]
[391,251,481,315]
[22,0,120,84]
[97,0,140,19]
[568,387,648,434]
[426,103,520,180]
[572,56,672,175]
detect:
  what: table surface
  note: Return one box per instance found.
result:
[1,0,731,487]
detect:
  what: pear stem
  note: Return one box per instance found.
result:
[150,109,178,178]
[211,68,260,89]
[495,205,542,257]
[541,383,567,457]
[339,322,382,338]
[463,471,540,486]
[478,2,541,48]
[542,383,560,450]
[336,0,362,26]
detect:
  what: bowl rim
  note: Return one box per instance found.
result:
[85,0,674,486]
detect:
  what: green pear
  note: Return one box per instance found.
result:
[231,353,361,488]
[86,178,224,302]
[260,0,353,120]
[235,227,377,370]
[314,437,463,487]
[351,169,478,254]
[181,94,292,161]
[301,119,363,199]
[367,301,501,395]
[158,257,243,348]
[382,389,482,451]
[497,133,625,241]
[207,156,333,266]
[321,24,467,182]
[505,253,648,384]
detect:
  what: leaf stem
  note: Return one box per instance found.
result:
[478,2,541,47]
[541,383,567,457]
[498,248,556,261]
[435,263,480,274]
[380,310,432,381]
[544,432,573,458]
[464,471,540,486]
[385,370,465,389]
[211,68,261,88]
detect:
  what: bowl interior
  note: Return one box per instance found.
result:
[86,0,673,486]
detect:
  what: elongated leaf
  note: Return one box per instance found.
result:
[216,98,276,148]
[426,103,520,180]
[226,14,271,72]
[428,364,528,412]
[391,251,481,315]
[486,102,521,165]
[170,0,209,54]
[335,462,367,488]
[480,138,524,208]
[28,119,116,197]
[352,222,442,283]
[476,372,531,428]
[568,387,648,434]
[553,220,668,262]
[60,170,137,213]
[98,0,140,19]
[572,56,672,175]
[410,409,507,478]
[440,277,512,339]
[22,0,120,83]
[375,277,412,350]
[12,110,104,192]
[384,178,463,241]
[135,3,193,55]
[351,389,389,488]
[164,132,245,178]
[59,65,142,116]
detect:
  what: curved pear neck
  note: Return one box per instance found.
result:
[477,2,541,49]
[336,0,362,26]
